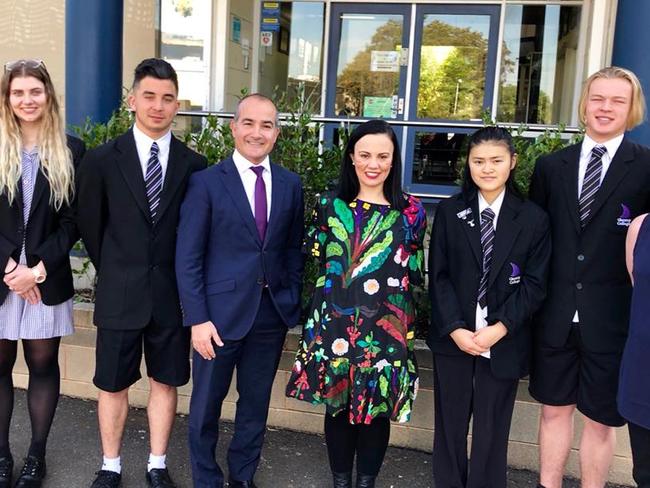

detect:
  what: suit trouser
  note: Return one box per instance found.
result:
[188,291,287,488]
[432,353,518,488]
[629,421,650,488]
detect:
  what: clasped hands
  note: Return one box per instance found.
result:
[191,321,224,360]
[450,322,508,356]
[3,258,44,305]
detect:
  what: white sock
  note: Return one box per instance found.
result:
[147,453,167,472]
[102,456,121,474]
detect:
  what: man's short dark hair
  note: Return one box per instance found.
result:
[132,58,178,93]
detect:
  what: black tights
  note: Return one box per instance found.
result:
[324,411,390,476]
[0,338,61,459]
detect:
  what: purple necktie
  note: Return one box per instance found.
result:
[251,166,267,241]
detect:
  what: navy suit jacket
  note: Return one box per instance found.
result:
[428,190,551,379]
[175,156,304,340]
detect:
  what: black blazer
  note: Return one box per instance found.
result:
[76,129,207,330]
[0,136,85,306]
[427,190,551,380]
[529,137,650,353]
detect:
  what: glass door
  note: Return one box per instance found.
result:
[325,4,411,125]
[404,5,500,197]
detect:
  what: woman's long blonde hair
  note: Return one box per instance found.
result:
[0,61,74,210]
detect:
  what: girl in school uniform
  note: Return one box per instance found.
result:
[0,60,85,488]
[427,126,551,487]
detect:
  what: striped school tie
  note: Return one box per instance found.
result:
[579,145,607,226]
[145,142,163,221]
[477,207,495,309]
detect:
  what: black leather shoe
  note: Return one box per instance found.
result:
[146,468,176,487]
[90,470,121,488]
[355,473,376,488]
[227,478,258,488]
[14,455,45,487]
[0,455,12,488]
[332,471,352,488]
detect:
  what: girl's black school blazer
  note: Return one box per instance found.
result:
[0,136,85,306]
[427,190,551,380]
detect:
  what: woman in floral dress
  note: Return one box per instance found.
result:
[286,120,426,488]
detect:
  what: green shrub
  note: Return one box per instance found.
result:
[182,113,235,164]
[72,94,134,150]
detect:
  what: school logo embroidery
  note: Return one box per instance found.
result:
[456,207,475,227]
[509,262,521,285]
[617,204,632,227]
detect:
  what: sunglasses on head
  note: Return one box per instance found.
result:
[4,59,45,73]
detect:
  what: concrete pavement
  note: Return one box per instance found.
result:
[5,390,629,487]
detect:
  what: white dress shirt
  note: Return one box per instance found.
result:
[573,133,624,323]
[232,149,272,220]
[132,123,172,181]
[475,189,505,359]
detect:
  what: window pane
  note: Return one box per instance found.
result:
[335,14,404,118]
[258,2,325,110]
[498,5,581,125]
[417,15,491,120]
[411,131,467,186]
[160,0,211,110]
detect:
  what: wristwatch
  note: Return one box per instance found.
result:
[31,267,46,284]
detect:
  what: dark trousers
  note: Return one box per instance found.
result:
[629,421,650,488]
[433,354,518,488]
[188,291,287,488]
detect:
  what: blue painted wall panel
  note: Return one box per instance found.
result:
[612,0,650,145]
[65,0,124,128]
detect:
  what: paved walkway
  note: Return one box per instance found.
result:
[6,390,628,487]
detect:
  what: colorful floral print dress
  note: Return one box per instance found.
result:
[286,193,427,424]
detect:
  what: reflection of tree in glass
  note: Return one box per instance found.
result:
[336,20,402,117]
[417,21,488,120]
[498,83,551,124]
[499,53,553,124]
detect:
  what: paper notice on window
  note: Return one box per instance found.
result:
[363,97,394,118]
[370,51,400,72]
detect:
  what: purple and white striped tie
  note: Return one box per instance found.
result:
[145,142,163,221]
[477,207,495,309]
[579,145,606,226]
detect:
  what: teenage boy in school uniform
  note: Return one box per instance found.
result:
[528,66,650,488]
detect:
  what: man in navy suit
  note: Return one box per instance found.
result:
[175,94,304,488]
[529,67,650,488]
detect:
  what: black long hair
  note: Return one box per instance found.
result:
[461,126,522,198]
[337,119,407,210]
